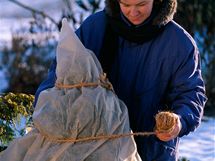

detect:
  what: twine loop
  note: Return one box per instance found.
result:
[55,73,114,92]
[155,111,178,133]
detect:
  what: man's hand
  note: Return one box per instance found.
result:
[155,112,182,142]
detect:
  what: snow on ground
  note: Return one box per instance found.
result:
[179,117,215,161]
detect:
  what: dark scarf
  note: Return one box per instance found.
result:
[99,8,165,78]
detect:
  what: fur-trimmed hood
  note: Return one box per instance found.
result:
[105,0,177,26]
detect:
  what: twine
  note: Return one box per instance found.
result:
[155,111,177,133]
[52,73,167,143]
[45,132,156,143]
[55,73,114,92]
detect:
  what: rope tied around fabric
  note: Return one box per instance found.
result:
[53,73,177,143]
[55,73,114,92]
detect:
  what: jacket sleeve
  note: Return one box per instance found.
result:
[168,44,207,137]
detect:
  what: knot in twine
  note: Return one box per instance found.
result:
[55,73,114,92]
[155,111,178,133]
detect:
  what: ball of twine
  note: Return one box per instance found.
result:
[155,111,177,133]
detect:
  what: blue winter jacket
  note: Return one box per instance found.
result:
[34,11,207,161]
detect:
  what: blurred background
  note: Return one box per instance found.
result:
[0,0,214,161]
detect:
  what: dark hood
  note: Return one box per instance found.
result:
[105,0,177,26]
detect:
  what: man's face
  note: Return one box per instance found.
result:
[119,0,154,25]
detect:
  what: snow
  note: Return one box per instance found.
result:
[179,117,215,161]
[0,1,214,161]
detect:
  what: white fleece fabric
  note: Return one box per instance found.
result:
[0,19,141,161]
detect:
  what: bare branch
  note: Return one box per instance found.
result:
[7,0,59,28]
